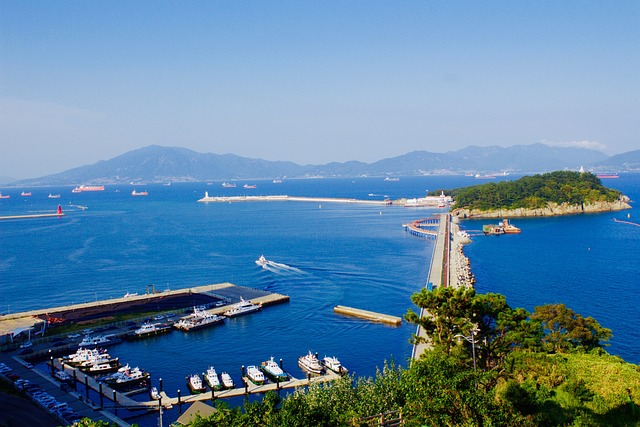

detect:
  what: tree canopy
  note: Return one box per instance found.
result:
[440,171,622,211]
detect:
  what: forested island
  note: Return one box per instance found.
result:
[444,171,631,219]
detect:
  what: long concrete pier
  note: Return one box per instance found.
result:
[198,193,392,205]
[411,213,449,359]
[0,212,64,220]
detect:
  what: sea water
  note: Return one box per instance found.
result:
[1,175,638,425]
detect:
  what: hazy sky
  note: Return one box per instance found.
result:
[1,1,638,179]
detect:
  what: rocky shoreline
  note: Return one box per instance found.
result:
[452,196,631,219]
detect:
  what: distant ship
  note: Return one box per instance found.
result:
[0,193,10,199]
[222,182,236,188]
[72,185,105,193]
[131,190,148,196]
[21,191,32,197]
[596,173,619,179]
[243,184,257,189]
[48,193,61,199]
[384,177,400,182]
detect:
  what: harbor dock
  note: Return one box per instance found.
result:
[1,283,289,347]
[333,305,402,326]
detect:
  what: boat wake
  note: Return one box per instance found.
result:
[258,259,304,275]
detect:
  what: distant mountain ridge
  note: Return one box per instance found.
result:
[9,143,637,186]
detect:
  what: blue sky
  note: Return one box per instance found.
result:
[1,1,638,179]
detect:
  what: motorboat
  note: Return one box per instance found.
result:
[150,387,161,400]
[220,372,234,389]
[261,356,287,382]
[322,356,347,375]
[48,193,61,199]
[125,321,173,340]
[174,307,224,331]
[245,365,265,385]
[298,351,324,375]
[78,334,121,348]
[223,297,262,318]
[255,255,268,267]
[103,366,150,390]
[205,366,221,390]
[187,374,206,394]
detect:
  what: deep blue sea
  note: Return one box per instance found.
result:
[1,175,638,426]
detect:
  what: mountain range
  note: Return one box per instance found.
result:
[8,144,640,185]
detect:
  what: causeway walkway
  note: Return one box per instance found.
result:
[411,213,449,359]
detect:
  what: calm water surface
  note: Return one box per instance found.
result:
[1,175,638,425]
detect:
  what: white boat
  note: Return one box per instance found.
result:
[78,334,121,348]
[131,190,148,196]
[255,255,268,267]
[53,370,72,383]
[298,351,324,375]
[174,307,224,331]
[125,321,173,340]
[243,184,257,189]
[150,387,161,400]
[272,179,283,184]
[187,374,206,394]
[224,297,262,317]
[19,341,32,349]
[245,365,265,385]
[261,356,287,382]
[220,372,234,389]
[221,182,236,188]
[322,356,347,374]
[205,366,221,390]
[104,366,150,390]
[48,193,61,199]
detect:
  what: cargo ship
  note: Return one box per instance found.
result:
[72,185,105,193]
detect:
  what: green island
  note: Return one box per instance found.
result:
[442,171,631,218]
[75,287,640,427]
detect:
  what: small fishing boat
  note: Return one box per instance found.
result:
[261,356,287,382]
[205,366,221,390]
[245,365,266,385]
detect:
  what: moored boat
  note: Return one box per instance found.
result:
[125,321,173,340]
[103,366,150,390]
[223,297,262,318]
[150,387,161,400]
[500,218,521,234]
[78,334,121,348]
[187,374,206,394]
[260,356,287,382]
[245,365,266,385]
[322,355,347,375]
[220,372,234,389]
[298,351,324,375]
[174,307,224,331]
[205,366,221,390]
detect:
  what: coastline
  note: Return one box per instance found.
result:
[452,198,631,219]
